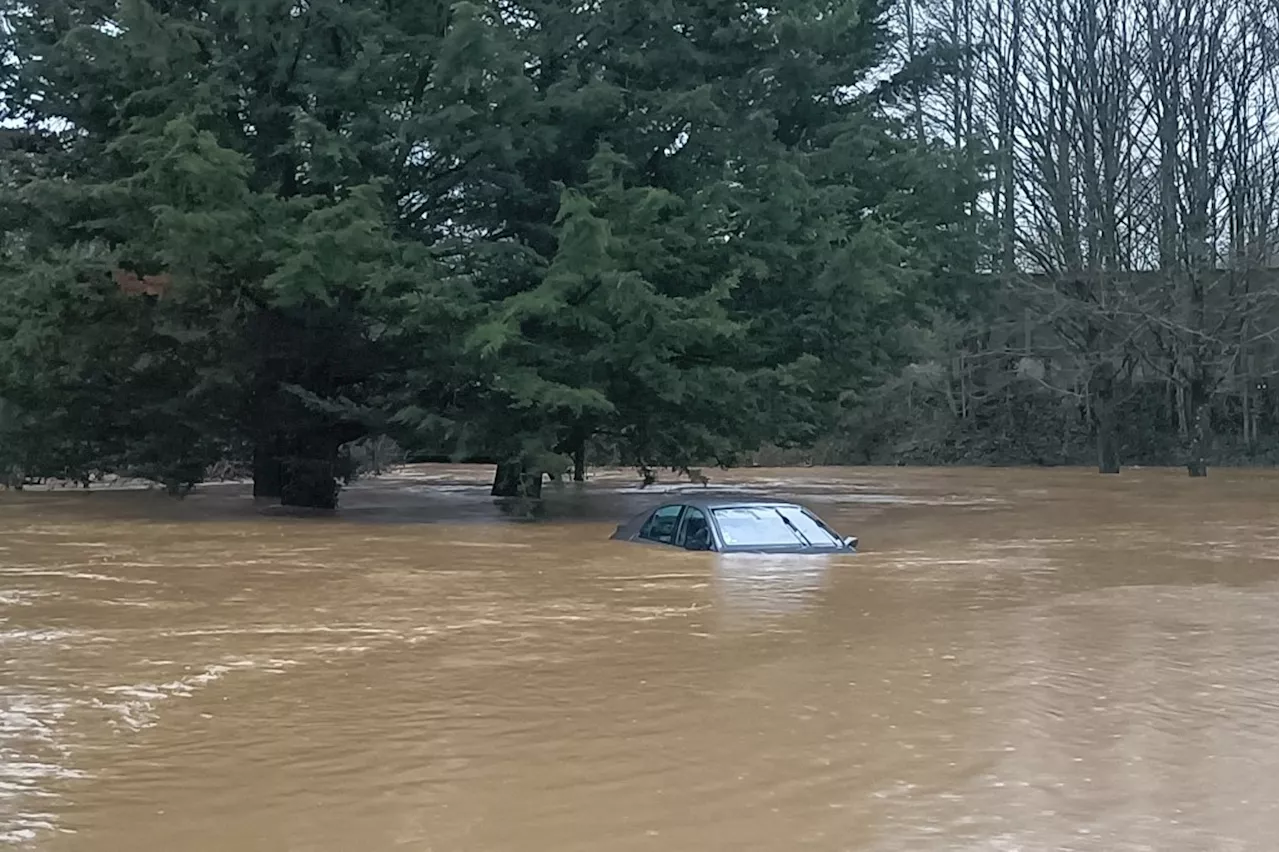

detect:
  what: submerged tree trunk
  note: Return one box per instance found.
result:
[1090,362,1121,473]
[1096,408,1120,474]
[251,310,286,500]
[279,429,339,509]
[252,434,284,498]
[2,466,23,490]
[255,426,354,509]
[572,440,586,483]
[280,456,339,507]
[1185,383,1209,477]
[491,462,544,499]
[491,462,521,496]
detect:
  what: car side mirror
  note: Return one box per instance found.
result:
[843,536,858,550]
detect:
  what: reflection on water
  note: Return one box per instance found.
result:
[0,465,1275,851]
[712,555,834,626]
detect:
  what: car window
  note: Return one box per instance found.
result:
[639,505,684,544]
[675,507,712,549]
[712,506,838,548]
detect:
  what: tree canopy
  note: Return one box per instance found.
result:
[1,0,1270,503]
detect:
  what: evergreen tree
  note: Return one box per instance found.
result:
[0,0,447,506]
[400,0,977,486]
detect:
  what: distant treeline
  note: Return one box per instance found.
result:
[871,0,1280,475]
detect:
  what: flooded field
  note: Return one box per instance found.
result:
[0,465,1275,851]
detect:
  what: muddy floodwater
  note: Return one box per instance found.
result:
[0,466,1275,851]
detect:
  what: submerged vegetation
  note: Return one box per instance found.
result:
[0,0,1275,506]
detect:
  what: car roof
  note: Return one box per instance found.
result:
[658,495,803,511]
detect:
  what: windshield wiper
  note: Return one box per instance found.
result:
[774,509,812,547]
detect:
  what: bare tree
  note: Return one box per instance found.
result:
[896,0,1278,473]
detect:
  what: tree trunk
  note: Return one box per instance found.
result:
[491,463,544,499]
[251,307,286,499]
[280,457,340,507]
[1089,362,1121,473]
[491,462,521,497]
[524,471,543,499]
[266,429,343,509]
[1186,386,1209,477]
[256,425,357,508]
[253,435,284,498]
[572,440,586,483]
[1096,409,1120,474]
[1241,370,1252,448]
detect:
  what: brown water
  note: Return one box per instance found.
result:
[0,465,1275,851]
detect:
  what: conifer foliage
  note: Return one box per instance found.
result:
[0,0,973,504]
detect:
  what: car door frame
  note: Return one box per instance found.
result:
[673,504,717,551]
[636,503,688,547]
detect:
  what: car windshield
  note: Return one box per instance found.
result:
[775,506,844,547]
[712,506,843,548]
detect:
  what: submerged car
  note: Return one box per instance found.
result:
[610,497,858,554]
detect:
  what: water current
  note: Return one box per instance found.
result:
[0,465,1275,851]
